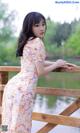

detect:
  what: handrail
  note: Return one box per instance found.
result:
[0,65,80,133]
[0,65,80,72]
[0,85,80,97]
[0,66,20,72]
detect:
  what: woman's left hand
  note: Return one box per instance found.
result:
[66,63,78,70]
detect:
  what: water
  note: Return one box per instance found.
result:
[31,94,80,133]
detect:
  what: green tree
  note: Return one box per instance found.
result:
[64,22,80,56]
[0,0,16,42]
[0,0,18,65]
[44,18,58,53]
[52,23,72,46]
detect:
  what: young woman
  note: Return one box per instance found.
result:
[1,12,76,133]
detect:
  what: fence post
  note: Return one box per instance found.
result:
[0,72,8,124]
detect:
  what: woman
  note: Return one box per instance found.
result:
[1,12,76,133]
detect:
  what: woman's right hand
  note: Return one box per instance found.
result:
[55,59,67,68]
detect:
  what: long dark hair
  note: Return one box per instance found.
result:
[16,12,46,56]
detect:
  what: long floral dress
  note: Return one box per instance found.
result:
[1,38,46,133]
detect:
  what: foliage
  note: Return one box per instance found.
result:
[64,22,80,56]
[44,19,58,50]
[44,18,80,57]
[0,38,20,65]
[0,0,19,65]
[51,22,72,46]
[0,0,16,42]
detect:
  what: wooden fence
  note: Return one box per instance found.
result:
[0,66,80,133]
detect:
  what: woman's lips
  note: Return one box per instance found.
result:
[40,32,44,35]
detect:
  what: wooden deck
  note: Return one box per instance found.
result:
[0,66,80,133]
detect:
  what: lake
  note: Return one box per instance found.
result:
[31,72,80,133]
[32,94,80,133]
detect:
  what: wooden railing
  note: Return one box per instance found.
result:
[0,66,80,133]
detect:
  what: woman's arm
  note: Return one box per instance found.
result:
[37,59,68,76]
[44,60,55,66]
[37,59,77,76]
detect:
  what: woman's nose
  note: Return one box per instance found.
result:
[40,25,44,31]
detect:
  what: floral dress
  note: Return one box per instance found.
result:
[1,38,46,133]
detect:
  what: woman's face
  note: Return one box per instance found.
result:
[32,19,46,39]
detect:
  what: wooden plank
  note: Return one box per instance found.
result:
[0,66,80,72]
[37,98,80,133]
[0,99,80,126]
[36,87,80,97]
[32,112,80,127]
[0,85,80,97]
[0,72,9,123]
[0,66,20,72]
[0,72,8,84]
[0,72,8,103]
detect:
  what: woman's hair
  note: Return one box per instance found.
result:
[16,12,46,56]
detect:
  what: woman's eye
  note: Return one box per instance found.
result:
[35,24,39,27]
[42,23,45,26]
[34,23,45,27]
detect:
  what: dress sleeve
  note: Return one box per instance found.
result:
[28,38,46,65]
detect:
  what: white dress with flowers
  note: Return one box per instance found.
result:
[1,38,46,133]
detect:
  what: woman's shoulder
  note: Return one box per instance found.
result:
[30,37,43,43]
[27,37,44,47]
[34,37,42,42]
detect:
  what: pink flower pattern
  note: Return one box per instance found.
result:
[1,38,46,133]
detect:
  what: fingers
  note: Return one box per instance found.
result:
[56,59,78,70]
[66,63,78,67]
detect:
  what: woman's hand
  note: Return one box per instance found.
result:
[66,62,77,67]
[55,59,78,71]
[66,62,78,70]
[42,59,78,75]
[55,59,67,68]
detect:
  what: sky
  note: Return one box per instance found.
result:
[2,0,80,35]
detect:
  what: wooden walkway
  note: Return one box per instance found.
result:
[0,66,80,133]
